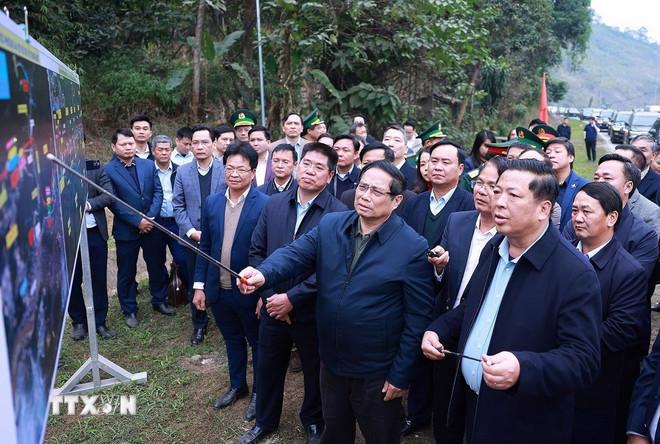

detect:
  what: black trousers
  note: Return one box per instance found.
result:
[319,365,403,444]
[255,314,323,432]
[432,359,465,444]
[585,140,597,161]
[68,227,108,326]
[407,356,433,424]
[185,246,208,330]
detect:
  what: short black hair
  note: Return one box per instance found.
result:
[281,112,302,125]
[615,144,647,170]
[528,118,546,127]
[545,137,576,161]
[333,134,360,152]
[498,158,559,206]
[301,142,338,171]
[428,140,466,165]
[112,128,134,144]
[176,126,192,139]
[248,125,271,141]
[359,142,395,163]
[191,124,214,140]
[482,155,507,177]
[349,122,367,136]
[272,143,298,162]
[213,124,235,139]
[358,160,406,196]
[403,119,417,128]
[318,133,333,142]
[129,114,152,128]
[578,182,622,228]
[223,141,258,169]
[598,153,641,193]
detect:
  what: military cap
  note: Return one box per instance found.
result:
[303,109,324,131]
[418,120,446,143]
[531,124,558,143]
[230,108,257,127]
[513,127,545,149]
[485,139,533,156]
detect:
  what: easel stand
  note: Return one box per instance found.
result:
[52,227,147,396]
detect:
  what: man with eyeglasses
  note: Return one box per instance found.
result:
[193,142,268,422]
[238,160,433,443]
[173,124,226,345]
[402,140,475,436]
[421,156,504,443]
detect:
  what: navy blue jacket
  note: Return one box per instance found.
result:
[557,123,571,139]
[257,177,297,196]
[573,238,647,441]
[404,187,475,248]
[329,166,360,198]
[103,155,163,241]
[557,170,589,231]
[400,160,418,191]
[249,186,346,323]
[428,226,602,444]
[257,211,435,388]
[437,210,480,313]
[627,331,660,441]
[563,205,658,282]
[638,169,660,205]
[194,187,268,305]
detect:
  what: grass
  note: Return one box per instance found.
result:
[560,117,611,180]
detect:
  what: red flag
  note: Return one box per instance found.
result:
[539,73,548,123]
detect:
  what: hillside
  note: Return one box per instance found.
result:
[551,21,659,109]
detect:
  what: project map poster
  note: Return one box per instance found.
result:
[0,14,85,444]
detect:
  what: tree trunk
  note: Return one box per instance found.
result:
[455,64,480,129]
[192,0,206,123]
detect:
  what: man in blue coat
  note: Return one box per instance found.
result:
[421,159,602,444]
[402,139,475,435]
[103,128,173,327]
[238,160,435,444]
[192,142,268,421]
[544,137,589,231]
[632,135,660,205]
[627,332,660,444]
[570,182,648,444]
[239,143,346,444]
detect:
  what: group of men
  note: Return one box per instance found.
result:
[68,109,660,444]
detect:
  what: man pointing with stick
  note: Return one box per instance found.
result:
[238,160,434,444]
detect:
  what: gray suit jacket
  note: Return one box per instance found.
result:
[86,166,114,241]
[173,159,226,239]
[628,189,660,237]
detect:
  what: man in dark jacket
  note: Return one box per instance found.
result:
[68,160,117,340]
[627,332,660,443]
[239,143,346,444]
[238,160,435,444]
[557,117,571,139]
[421,159,602,444]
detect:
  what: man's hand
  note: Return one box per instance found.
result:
[428,246,449,274]
[85,201,92,212]
[237,266,265,294]
[266,293,293,316]
[627,435,650,444]
[189,230,201,243]
[255,298,263,319]
[382,381,408,401]
[482,351,520,390]
[138,218,154,234]
[421,331,446,360]
[192,289,206,311]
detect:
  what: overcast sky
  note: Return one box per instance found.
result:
[591,0,660,43]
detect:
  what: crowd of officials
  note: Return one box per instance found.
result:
[69,108,660,444]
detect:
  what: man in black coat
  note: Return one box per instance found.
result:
[421,160,601,444]
[627,332,660,444]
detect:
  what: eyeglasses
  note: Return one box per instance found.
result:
[225,167,253,176]
[356,182,394,198]
[471,179,496,191]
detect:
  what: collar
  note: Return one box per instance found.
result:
[259,150,269,163]
[499,223,551,267]
[394,158,406,169]
[225,186,250,207]
[431,186,457,204]
[173,150,192,158]
[155,161,173,173]
[287,185,331,211]
[274,176,293,191]
[337,164,355,178]
[196,160,212,172]
[296,187,320,209]
[343,211,402,245]
[588,237,620,270]
[475,214,497,236]
[286,136,302,146]
[641,167,649,179]
[577,238,611,259]
[116,156,136,168]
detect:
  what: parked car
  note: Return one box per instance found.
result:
[568,107,580,118]
[598,109,616,131]
[624,112,660,144]
[582,108,594,120]
[609,111,633,143]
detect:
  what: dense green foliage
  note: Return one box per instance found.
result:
[5,0,591,138]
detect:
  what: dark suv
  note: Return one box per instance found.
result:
[609,111,632,143]
[625,112,660,144]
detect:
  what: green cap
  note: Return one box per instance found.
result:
[303,109,324,131]
[485,139,532,156]
[531,124,558,143]
[513,127,545,150]
[418,120,446,143]
[230,108,257,128]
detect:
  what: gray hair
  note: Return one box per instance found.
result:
[152,134,172,147]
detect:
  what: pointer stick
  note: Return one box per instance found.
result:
[438,348,482,362]
[47,153,248,285]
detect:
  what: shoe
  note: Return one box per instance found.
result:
[190,327,206,345]
[238,425,271,444]
[400,418,428,436]
[288,348,303,373]
[652,303,660,312]
[96,324,117,339]
[306,424,323,444]
[152,303,176,316]
[71,323,87,341]
[125,313,139,328]
[213,386,248,409]
[244,393,257,421]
